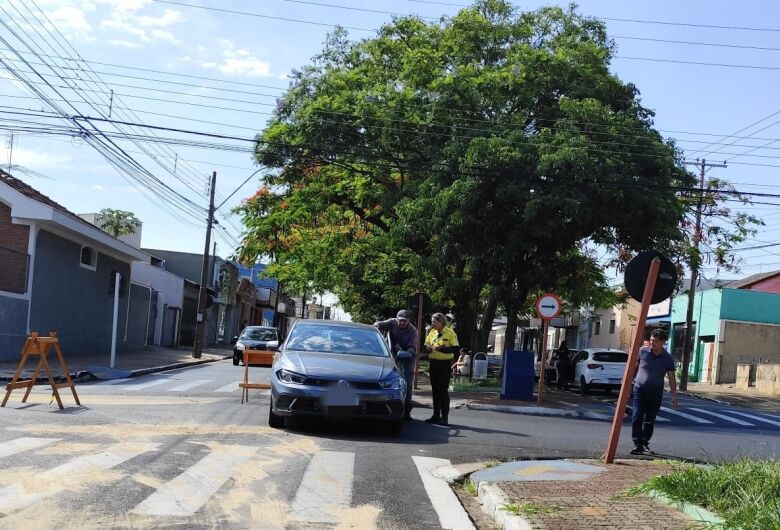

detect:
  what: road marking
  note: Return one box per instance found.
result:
[726,411,780,428]
[167,379,212,392]
[0,437,60,459]
[124,378,174,391]
[412,456,475,530]
[689,408,755,426]
[131,444,259,516]
[289,451,354,523]
[659,406,714,424]
[0,442,160,513]
[95,378,134,385]
[214,382,240,393]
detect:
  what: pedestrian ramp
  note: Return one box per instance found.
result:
[0,436,473,529]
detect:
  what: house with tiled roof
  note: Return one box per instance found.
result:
[0,170,150,360]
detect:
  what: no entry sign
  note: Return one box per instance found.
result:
[535,293,562,320]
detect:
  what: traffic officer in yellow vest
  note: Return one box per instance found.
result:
[424,312,460,426]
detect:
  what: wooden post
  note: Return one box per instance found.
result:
[604,258,661,464]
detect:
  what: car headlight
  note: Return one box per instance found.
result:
[277,369,307,385]
[236,341,245,351]
[379,375,404,390]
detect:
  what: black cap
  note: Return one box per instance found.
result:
[396,309,411,320]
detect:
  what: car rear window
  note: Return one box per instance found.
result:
[242,328,277,341]
[286,324,390,357]
[593,351,628,363]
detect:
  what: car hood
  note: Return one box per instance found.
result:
[281,350,397,381]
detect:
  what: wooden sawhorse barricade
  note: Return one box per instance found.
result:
[240,349,273,404]
[1,332,81,410]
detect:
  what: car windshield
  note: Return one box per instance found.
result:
[285,324,390,357]
[241,328,277,341]
[594,351,628,363]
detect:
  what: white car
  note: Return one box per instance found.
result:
[572,348,628,394]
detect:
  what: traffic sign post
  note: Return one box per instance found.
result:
[604,251,675,464]
[534,294,562,405]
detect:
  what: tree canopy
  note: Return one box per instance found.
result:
[237,0,692,348]
[98,208,141,238]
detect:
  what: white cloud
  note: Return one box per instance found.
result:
[107,39,142,48]
[201,40,274,78]
[137,9,181,27]
[12,147,72,170]
[98,5,182,46]
[47,6,92,31]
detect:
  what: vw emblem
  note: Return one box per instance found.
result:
[337,380,349,388]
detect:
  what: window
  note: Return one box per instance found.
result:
[609,319,616,334]
[594,351,628,363]
[80,246,97,270]
[594,319,601,335]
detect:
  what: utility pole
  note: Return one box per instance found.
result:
[680,159,726,390]
[193,171,217,358]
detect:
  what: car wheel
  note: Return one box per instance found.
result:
[581,376,591,395]
[268,399,284,428]
[232,353,240,366]
[386,419,403,435]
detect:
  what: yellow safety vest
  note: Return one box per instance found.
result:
[425,327,459,361]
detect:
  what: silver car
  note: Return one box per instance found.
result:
[268,320,408,433]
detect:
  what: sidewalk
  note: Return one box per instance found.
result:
[0,344,232,382]
[466,459,714,530]
[683,382,780,412]
[411,371,612,420]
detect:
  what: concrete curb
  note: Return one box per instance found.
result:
[646,489,724,526]
[128,354,232,377]
[476,482,531,530]
[466,402,613,421]
[0,354,231,384]
[678,390,732,405]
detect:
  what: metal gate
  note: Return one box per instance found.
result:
[147,291,158,345]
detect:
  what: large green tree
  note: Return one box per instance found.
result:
[238,1,690,344]
[98,208,141,237]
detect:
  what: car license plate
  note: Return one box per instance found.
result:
[608,379,621,384]
[324,385,360,407]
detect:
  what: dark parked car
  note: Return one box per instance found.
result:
[268,320,408,433]
[233,326,280,365]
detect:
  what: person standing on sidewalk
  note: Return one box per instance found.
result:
[424,313,460,426]
[631,329,678,455]
[374,309,418,420]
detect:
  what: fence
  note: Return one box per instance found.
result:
[720,353,780,385]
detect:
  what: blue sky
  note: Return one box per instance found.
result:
[2,0,780,281]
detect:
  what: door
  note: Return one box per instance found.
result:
[573,351,588,382]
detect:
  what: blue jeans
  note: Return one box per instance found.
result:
[396,357,414,413]
[632,385,663,446]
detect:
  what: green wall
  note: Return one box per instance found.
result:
[670,288,780,381]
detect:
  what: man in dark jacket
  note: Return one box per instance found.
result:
[374,310,418,420]
[631,329,678,456]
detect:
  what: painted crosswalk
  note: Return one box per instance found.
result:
[166,379,212,392]
[84,376,271,394]
[131,444,259,516]
[0,436,467,528]
[590,395,780,427]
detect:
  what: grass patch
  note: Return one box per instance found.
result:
[631,459,780,530]
[501,502,559,517]
[462,479,478,496]
[450,377,502,392]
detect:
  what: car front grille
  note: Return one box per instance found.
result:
[305,378,382,390]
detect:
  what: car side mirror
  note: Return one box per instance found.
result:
[231,336,238,345]
[396,351,412,360]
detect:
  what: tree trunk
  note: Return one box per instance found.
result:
[476,286,498,353]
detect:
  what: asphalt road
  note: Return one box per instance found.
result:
[0,359,777,529]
